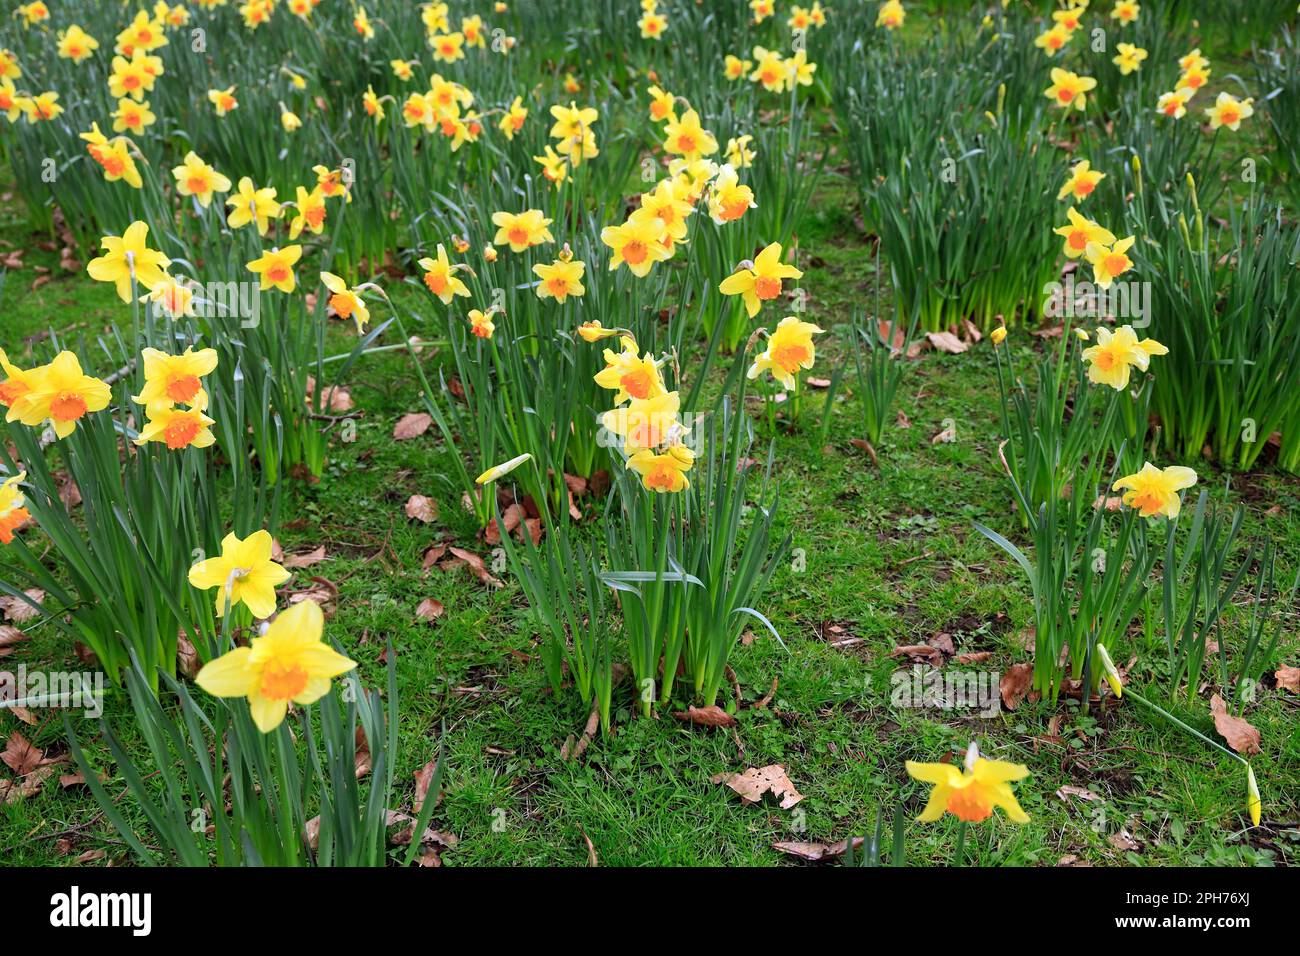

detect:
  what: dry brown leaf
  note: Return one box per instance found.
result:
[925,330,969,354]
[0,589,44,623]
[413,759,442,814]
[405,494,439,524]
[930,423,957,444]
[2,731,47,775]
[849,437,878,466]
[1056,785,1103,803]
[772,837,864,862]
[672,705,737,728]
[1209,694,1261,755]
[415,598,445,624]
[1274,666,1299,693]
[999,662,1034,711]
[354,726,372,779]
[0,624,26,658]
[393,412,432,440]
[282,545,327,570]
[715,764,805,809]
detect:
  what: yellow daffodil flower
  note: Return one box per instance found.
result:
[906,743,1030,823]
[1081,325,1166,389]
[748,316,824,390]
[208,85,238,116]
[132,346,218,414]
[57,25,99,62]
[627,444,695,493]
[172,151,231,206]
[1205,92,1253,131]
[134,405,216,450]
[1112,462,1197,518]
[1084,235,1136,287]
[595,340,665,404]
[1045,68,1096,110]
[196,600,356,732]
[6,351,111,439]
[491,209,554,252]
[719,242,803,318]
[601,392,686,454]
[0,471,30,544]
[1156,88,1192,119]
[320,272,371,332]
[86,220,170,301]
[188,529,290,619]
[288,185,327,239]
[877,0,905,29]
[602,208,671,277]
[1111,0,1139,24]
[418,244,471,303]
[246,245,303,294]
[1058,159,1104,201]
[533,256,586,304]
[227,177,281,234]
[1054,207,1115,258]
[1113,42,1147,74]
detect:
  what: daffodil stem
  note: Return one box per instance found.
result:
[1123,687,1247,767]
[953,821,967,866]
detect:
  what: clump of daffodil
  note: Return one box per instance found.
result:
[1112,462,1197,518]
[1080,325,1167,389]
[906,742,1031,824]
[196,600,356,733]
[86,221,170,302]
[720,241,803,318]
[0,471,31,544]
[188,529,291,619]
[5,351,111,439]
[533,246,586,304]
[748,316,824,391]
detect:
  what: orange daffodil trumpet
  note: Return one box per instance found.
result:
[748,317,824,391]
[907,742,1031,824]
[1112,462,1197,518]
[196,600,356,734]
[719,242,803,318]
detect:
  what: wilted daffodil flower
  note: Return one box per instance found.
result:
[1081,325,1166,389]
[1112,462,1197,518]
[906,742,1030,824]
[188,529,291,618]
[86,221,171,302]
[719,242,803,318]
[195,600,356,733]
[748,316,824,390]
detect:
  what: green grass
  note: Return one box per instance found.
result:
[3,158,1298,868]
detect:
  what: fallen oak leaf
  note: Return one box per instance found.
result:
[772,837,865,862]
[405,494,439,524]
[1275,666,1299,693]
[1209,694,1261,755]
[714,764,805,809]
[415,598,445,624]
[672,705,737,728]
[393,412,432,440]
